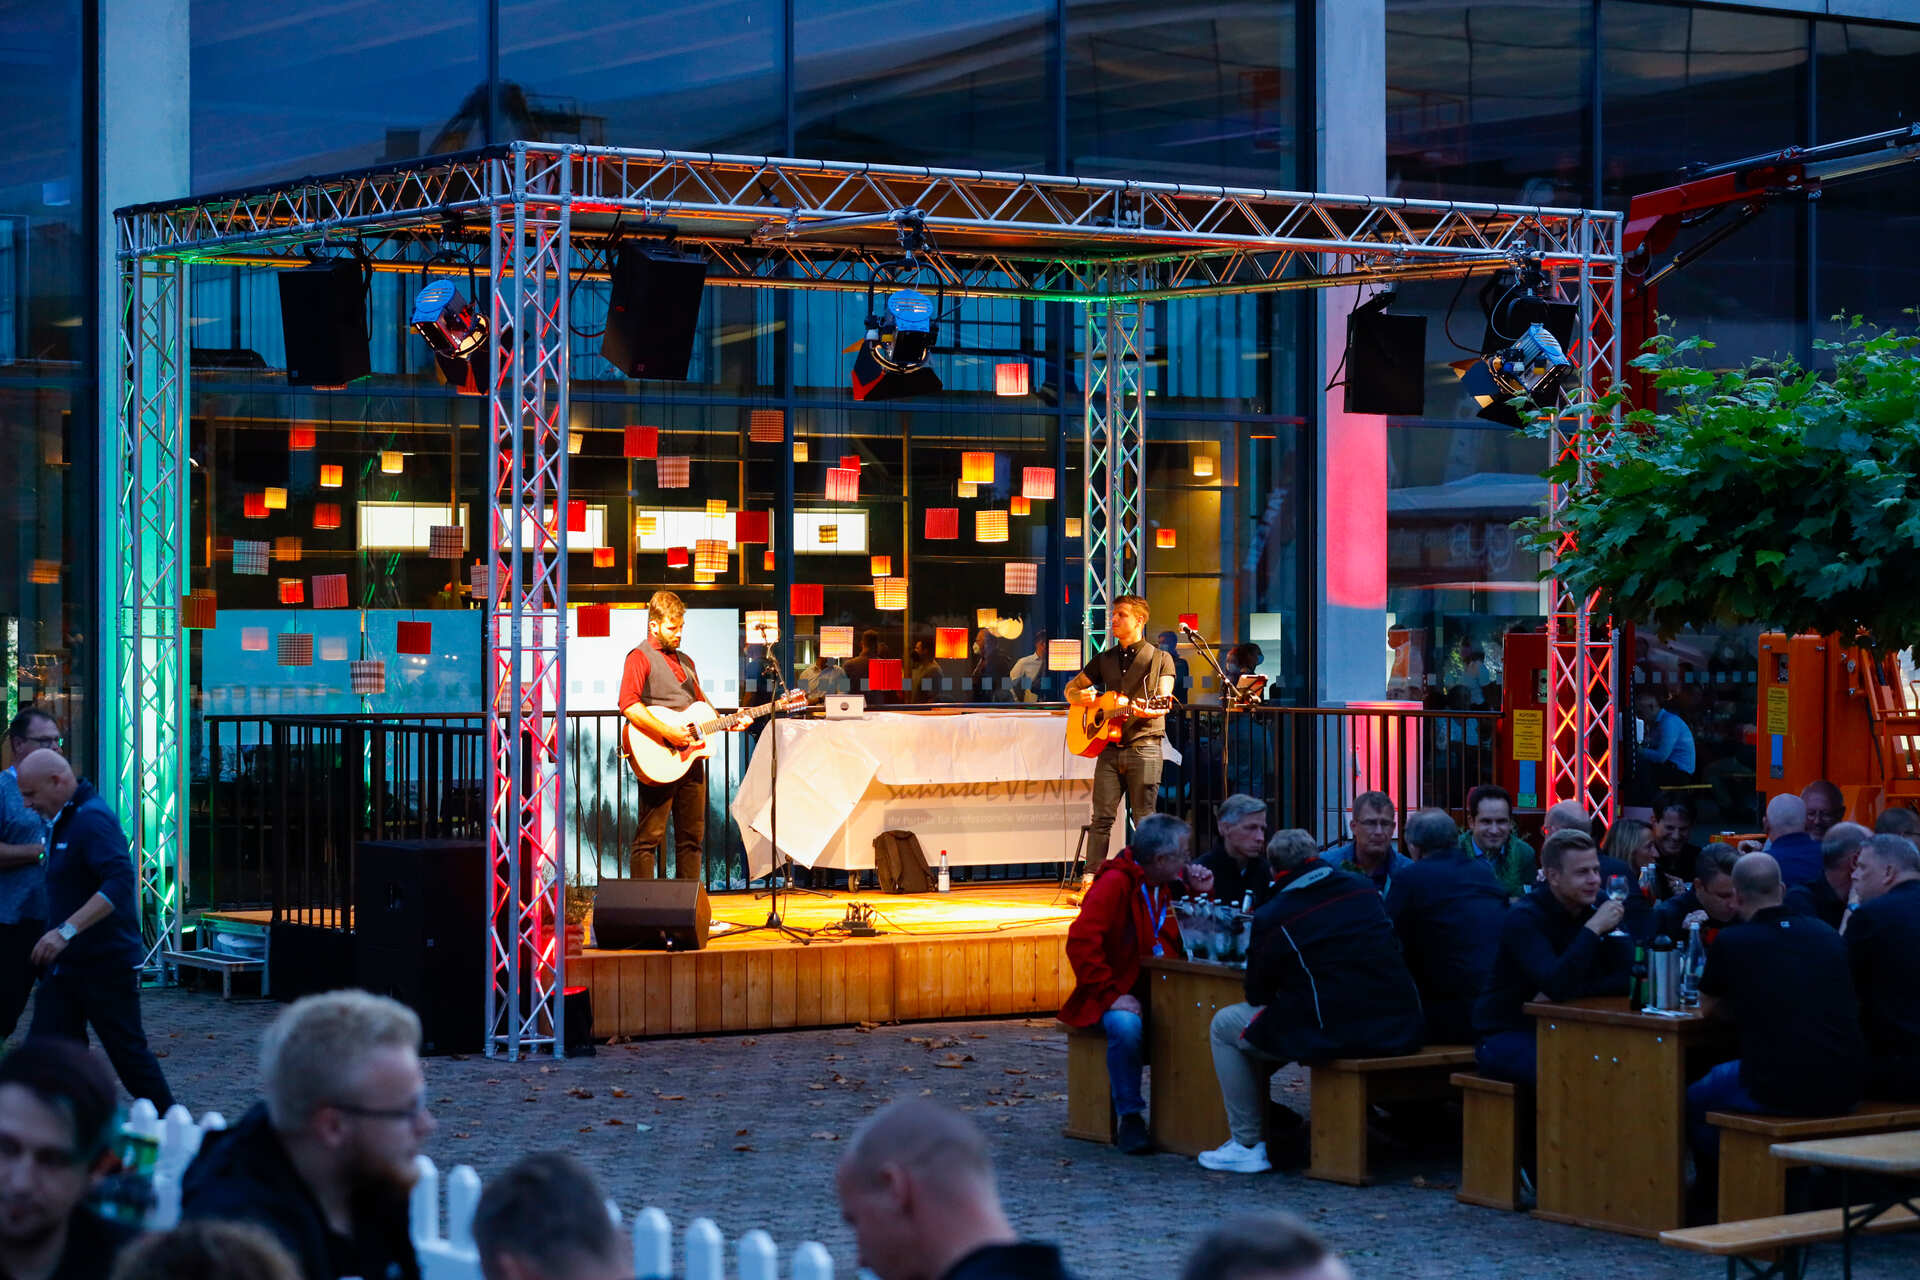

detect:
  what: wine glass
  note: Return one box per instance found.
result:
[1604,874,1631,938]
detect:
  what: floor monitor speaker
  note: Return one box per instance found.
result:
[591,879,711,951]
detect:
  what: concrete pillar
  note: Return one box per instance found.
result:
[94,0,190,772]
[1312,0,1388,705]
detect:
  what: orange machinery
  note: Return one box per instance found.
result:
[1758,633,1920,823]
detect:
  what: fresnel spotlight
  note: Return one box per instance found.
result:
[410,251,510,395]
[1451,259,1580,426]
[850,220,945,402]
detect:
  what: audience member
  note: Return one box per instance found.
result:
[907,639,942,703]
[1179,1212,1349,1280]
[182,990,434,1280]
[1652,797,1703,885]
[1651,845,1740,945]
[1786,822,1870,930]
[1634,690,1695,784]
[0,707,56,1038]
[1845,834,1920,1101]
[1473,830,1630,1086]
[471,1153,626,1280]
[1326,791,1410,894]
[1801,780,1845,842]
[1541,801,1591,837]
[1008,632,1049,704]
[1059,815,1206,1155]
[0,1039,138,1280]
[110,1222,302,1280]
[1155,631,1191,707]
[1460,785,1535,900]
[1687,853,1864,1160]
[1385,809,1506,1044]
[1599,818,1665,939]
[843,630,898,706]
[972,630,1013,699]
[1758,794,1822,888]
[1198,829,1423,1174]
[1201,795,1272,909]
[1874,807,1920,839]
[17,750,173,1109]
[836,1100,1072,1280]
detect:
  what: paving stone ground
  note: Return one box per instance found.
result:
[129,985,1913,1279]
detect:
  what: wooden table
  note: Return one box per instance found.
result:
[1772,1132,1920,1280]
[1525,997,1730,1237]
[1143,956,1246,1157]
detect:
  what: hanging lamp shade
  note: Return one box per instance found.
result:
[745,610,780,643]
[693,570,716,583]
[976,607,998,629]
[319,464,344,488]
[974,510,1009,543]
[695,539,728,574]
[925,508,959,540]
[870,555,891,577]
[655,456,691,488]
[818,625,853,659]
[469,563,489,597]
[243,492,268,520]
[874,577,907,610]
[277,578,305,605]
[637,514,659,537]
[1048,639,1083,672]
[935,628,968,660]
[762,549,776,572]
[839,454,861,474]
[1156,527,1177,548]
[817,523,839,545]
[790,583,824,616]
[592,546,615,568]
[349,659,387,695]
[867,658,902,691]
[792,440,809,463]
[1178,612,1199,630]
[276,633,313,667]
[748,409,785,444]
[1004,562,1038,594]
[706,498,727,517]
[311,574,348,608]
[735,510,771,543]
[567,431,583,455]
[1021,467,1055,500]
[576,604,611,638]
[1064,517,1083,538]
[666,546,690,569]
[313,503,342,531]
[994,363,1029,396]
[565,500,586,533]
[825,467,860,502]
[181,591,218,630]
[241,626,269,652]
[428,526,464,559]
[264,487,288,511]
[1192,454,1215,478]
[272,537,302,562]
[960,452,996,483]
[233,540,269,575]
[289,424,316,450]
[380,451,404,474]
[624,424,658,458]
[395,621,432,655]
[956,480,978,500]
[1009,495,1031,517]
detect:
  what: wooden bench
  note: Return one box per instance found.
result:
[1660,1204,1920,1279]
[1061,1023,1115,1144]
[1452,1072,1521,1210]
[1305,1045,1476,1185]
[1713,1103,1920,1222]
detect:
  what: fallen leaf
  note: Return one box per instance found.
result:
[741,1038,758,1047]
[436,1097,454,1104]
[605,1118,624,1126]
[453,1132,472,1139]
[810,1131,841,1141]
[732,1143,754,1152]
[610,1088,629,1098]
[1003,1068,1027,1076]
[578,1126,594,1133]
[655,1094,687,1102]
[566,1088,594,1099]
[856,1022,879,1032]
[807,1083,828,1091]
[735,1128,751,1137]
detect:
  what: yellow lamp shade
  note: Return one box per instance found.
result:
[793,440,809,463]
[1010,495,1031,517]
[874,577,908,610]
[974,510,1009,543]
[960,452,995,484]
[319,464,344,488]
[957,480,978,499]
[745,610,780,641]
[819,625,854,659]
[380,451,403,474]
[1065,517,1082,538]
[695,539,728,574]
[975,607,998,628]
[264,487,288,511]
[1192,454,1215,478]
[706,498,727,517]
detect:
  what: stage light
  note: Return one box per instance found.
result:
[601,242,708,381]
[410,279,500,396]
[1344,289,1428,416]
[850,282,943,401]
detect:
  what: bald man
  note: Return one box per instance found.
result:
[1686,853,1863,1162]
[1541,801,1591,837]
[1800,780,1845,843]
[835,1100,1070,1280]
[16,751,173,1109]
[1759,794,1822,888]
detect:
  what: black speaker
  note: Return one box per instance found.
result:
[1345,309,1427,416]
[591,879,711,951]
[353,839,487,1055]
[277,259,371,388]
[600,245,707,380]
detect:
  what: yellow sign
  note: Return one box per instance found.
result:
[1512,709,1545,762]
[1766,686,1790,736]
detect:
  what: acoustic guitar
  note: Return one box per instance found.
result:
[1065,692,1178,758]
[622,690,805,785]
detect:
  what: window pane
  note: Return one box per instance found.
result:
[796,0,1050,169]
[191,1,483,191]
[499,0,783,153]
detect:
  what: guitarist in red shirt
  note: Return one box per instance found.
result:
[619,591,712,882]
[1064,595,1178,880]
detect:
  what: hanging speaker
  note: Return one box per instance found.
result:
[601,244,708,381]
[1345,309,1428,416]
[277,259,372,389]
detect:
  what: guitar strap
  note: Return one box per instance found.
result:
[1117,642,1154,700]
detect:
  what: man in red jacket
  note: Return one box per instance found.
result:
[1059,813,1212,1154]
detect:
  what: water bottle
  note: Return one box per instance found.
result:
[937,851,950,894]
[1680,921,1706,1008]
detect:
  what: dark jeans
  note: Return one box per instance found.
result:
[630,758,706,881]
[1088,739,1163,874]
[1476,1030,1538,1087]
[1686,1060,1770,1158]
[0,919,42,1039]
[30,965,174,1110]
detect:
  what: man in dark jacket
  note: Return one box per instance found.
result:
[1650,844,1739,946]
[1786,822,1869,930]
[182,990,435,1280]
[16,750,173,1108]
[1199,794,1272,909]
[1385,808,1507,1044]
[1845,834,1920,1100]
[1687,853,1865,1158]
[1473,830,1630,1086]
[0,1039,139,1280]
[1198,829,1423,1174]
[837,1100,1073,1280]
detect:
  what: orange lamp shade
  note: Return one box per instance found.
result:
[272,537,302,562]
[693,569,717,584]
[1010,496,1031,517]
[592,546,615,568]
[380,451,404,474]
[577,604,611,638]
[567,431,583,455]
[667,546,690,569]
[994,362,1030,397]
[818,625,853,658]
[396,621,431,655]
[762,550,776,572]
[925,508,959,540]
[791,583,824,616]
[289,424,316,450]
[313,503,342,531]
[935,628,969,660]
[1021,467,1055,500]
[749,409,785,443]
[976,607,998,628]
[874,577,907,610]
[319,464,344,488]
[695,539,728,574]
[277,578,305,604]
[792,440,809,463]
[1156,527,1177,548]
[624,424,658,459]
[870,555,891,577]
[975,510,1009,543]
[1192,454,1215,478]
[244,492,268,519]
[1065,517,1082,538]
[825,467,860,502]
[818,523,839,545]
[264,487,288,510]
[960,452,995,484]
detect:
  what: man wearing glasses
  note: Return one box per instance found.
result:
[0,708,58,1037]
[183,991,436,1280]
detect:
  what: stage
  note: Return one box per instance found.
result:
[204,882,1082,1041]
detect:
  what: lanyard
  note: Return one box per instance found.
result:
[1140,883,1167,957]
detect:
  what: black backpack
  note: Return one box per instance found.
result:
[872,830,934,894]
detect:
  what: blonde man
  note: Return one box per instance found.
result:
[1064,595,1178,877]
[182,991,435,1280]
[619,590,713,881]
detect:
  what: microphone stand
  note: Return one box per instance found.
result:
[735,628,817,943]
[1182,625,1259,812]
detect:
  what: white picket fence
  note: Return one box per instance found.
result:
[133,1100,840,1280]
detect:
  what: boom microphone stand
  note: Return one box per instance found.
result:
[1181,623,1261,806]
[735,624,817,943]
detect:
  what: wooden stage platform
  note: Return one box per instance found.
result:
[203,883,1081,1040]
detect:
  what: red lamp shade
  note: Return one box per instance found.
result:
[577,604,611,638]
[1156,527,1177,549]
[935,628,969,660]
[624,424,658,459]
[994,362,1030,396]
[825,467,860,502]
[735,510,771,544]
[277,578,305,605]
[1178,613,1199,630]
[924,508,959,540]
[791,583,824,616]
[289,424,317,450]
[313,503,342,531]
[181,591,218,631]
[566,500,586,533]
[1022,467,1055,500]
[1010,496,1031,517]
[592,546,615,568]
[312,574,348,609]
[667,546,690,569]
[867,658,903,692]
[839,454,861,474]
[244,492,268,519]
[762,550,776,572]
[396,621,432,655]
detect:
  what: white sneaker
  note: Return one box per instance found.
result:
[1197,1138,1270,1173]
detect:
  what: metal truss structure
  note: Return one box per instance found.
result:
[115,142,1623,1053]
[115,257,188,974]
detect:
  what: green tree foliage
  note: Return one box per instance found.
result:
[1518,319,1920,649]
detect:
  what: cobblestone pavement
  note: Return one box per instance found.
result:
[133,987,1913,1279]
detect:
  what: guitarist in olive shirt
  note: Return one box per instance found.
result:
[1064,596,1177,879]
[619,591,716,882]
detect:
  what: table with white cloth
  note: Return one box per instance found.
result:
[731,710,1159,876]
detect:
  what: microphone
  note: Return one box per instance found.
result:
[1180,622,1205,642]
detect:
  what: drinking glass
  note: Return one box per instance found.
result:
[1605,874,1630,938]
